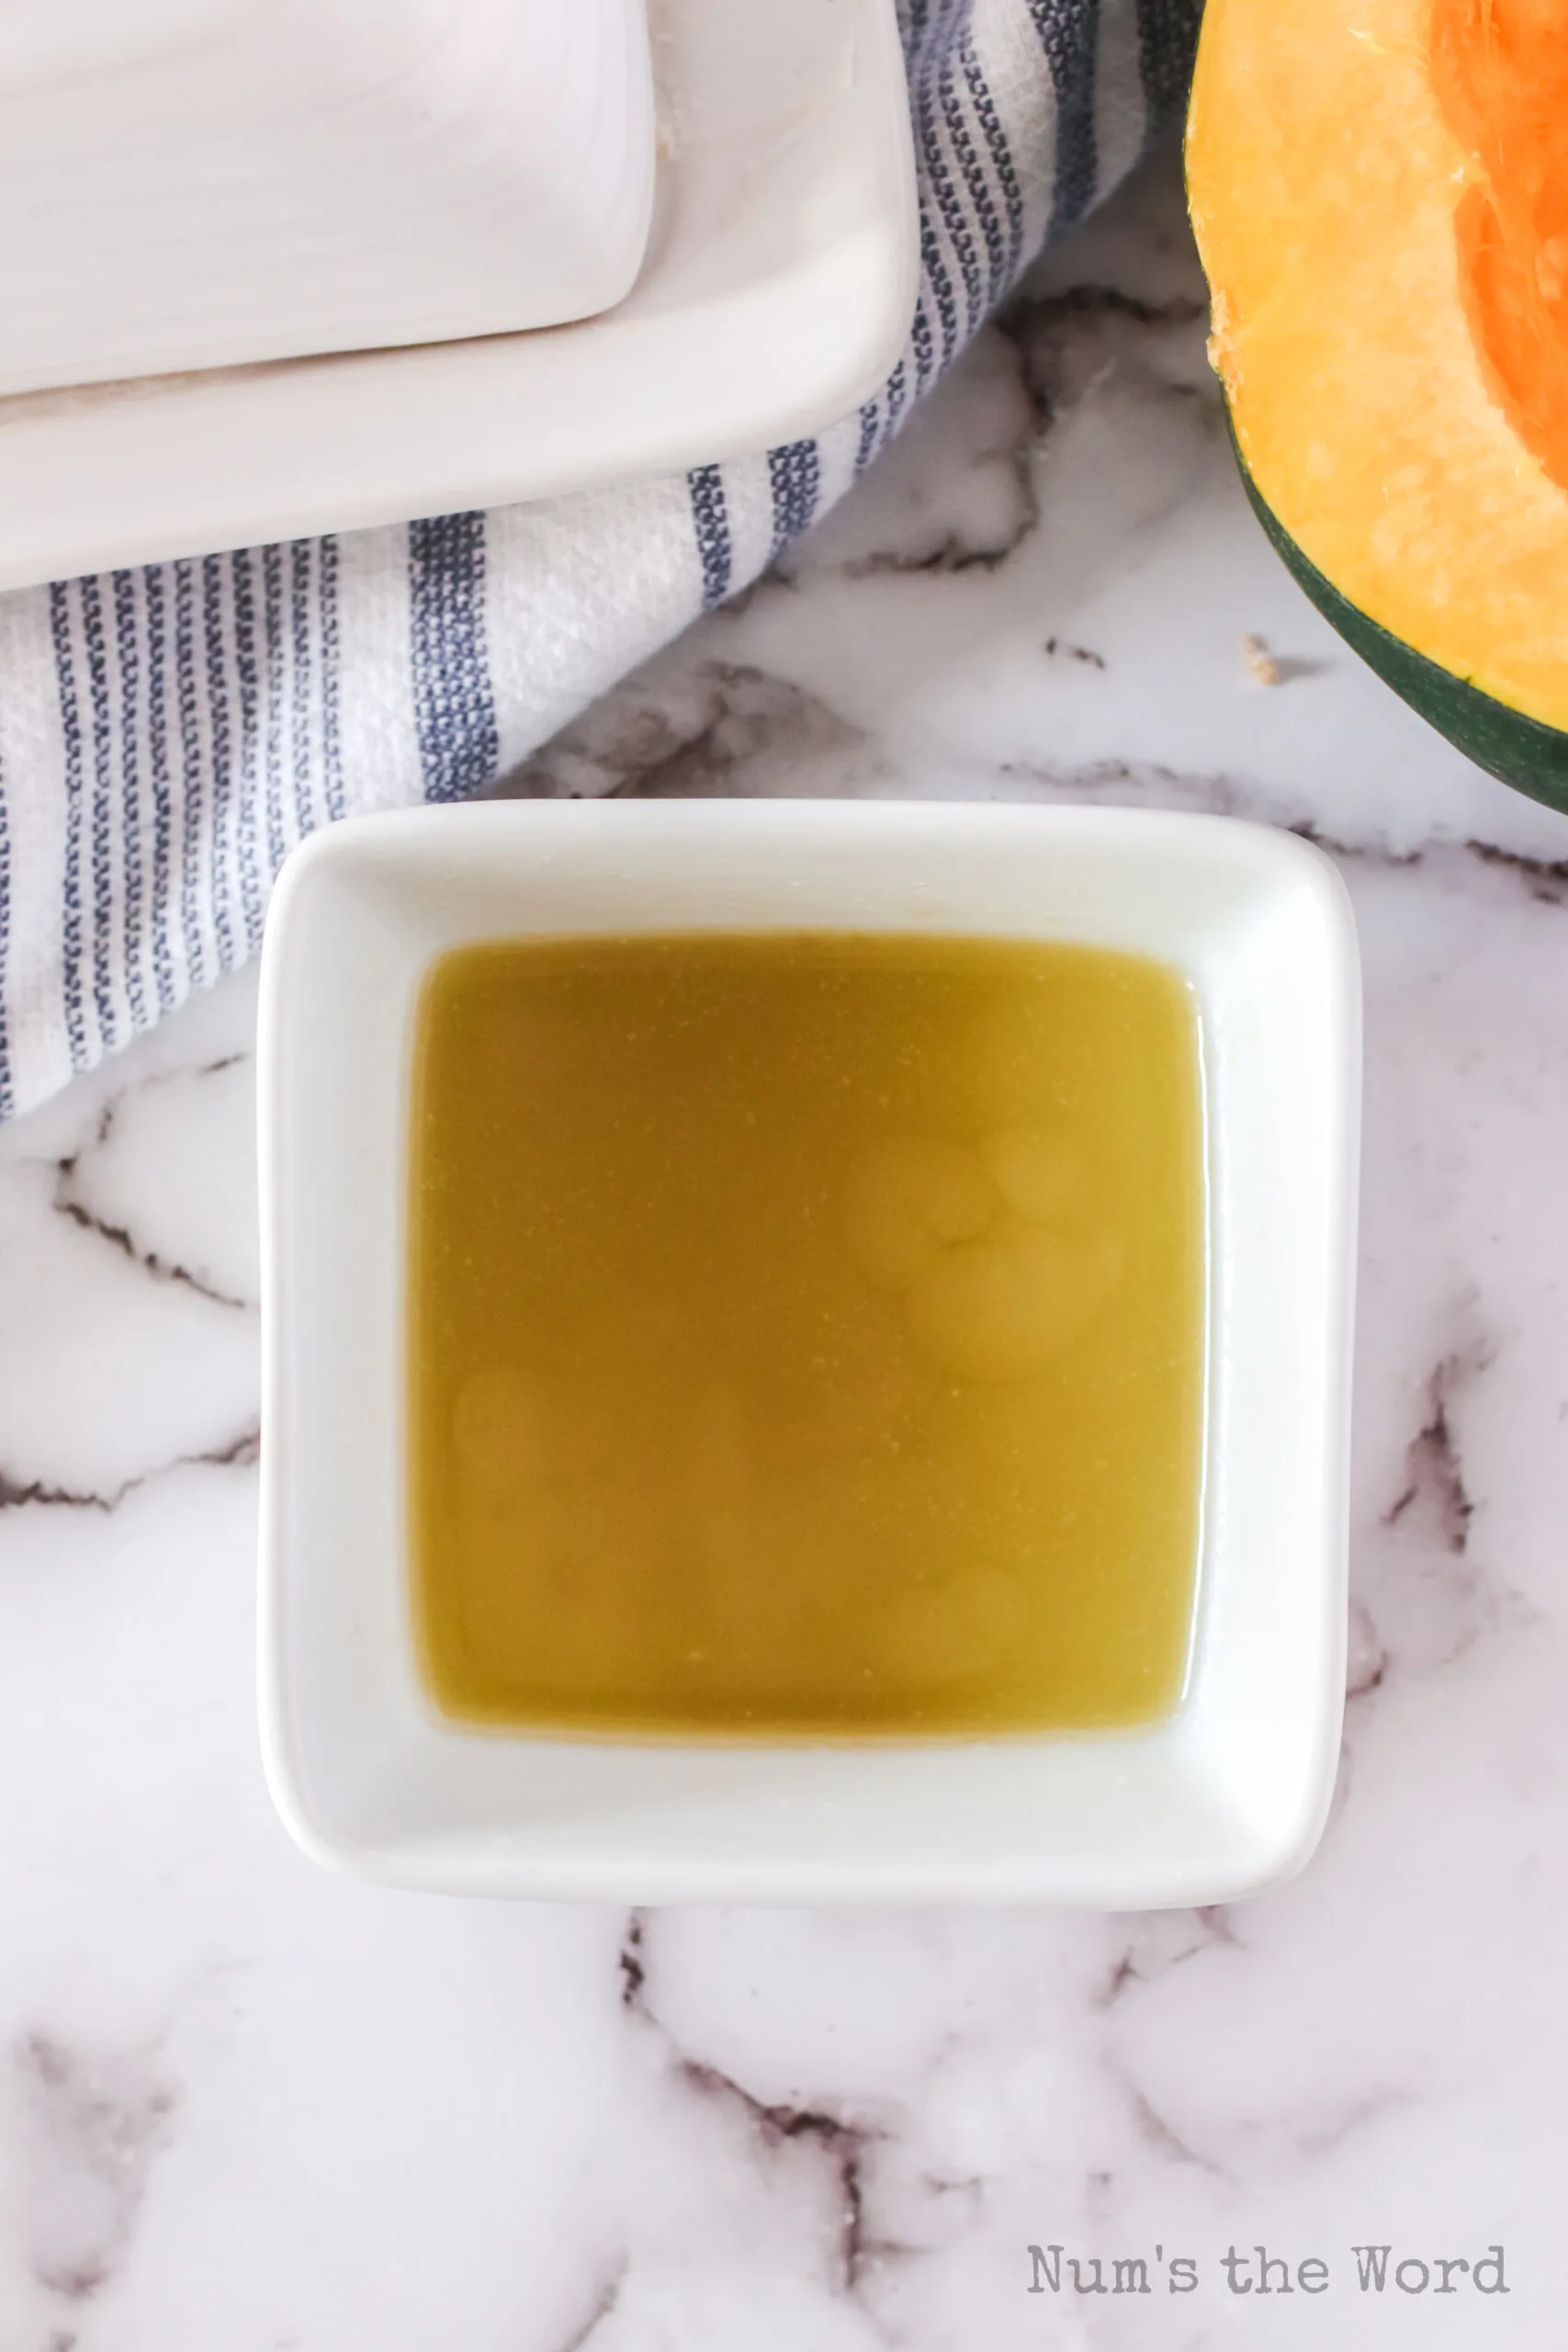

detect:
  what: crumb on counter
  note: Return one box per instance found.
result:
[1243,632,1281,685]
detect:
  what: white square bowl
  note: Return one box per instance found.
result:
[258,799,1359,1907]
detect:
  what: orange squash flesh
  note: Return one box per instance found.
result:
[1188,0,1568,748]
[1434,0,1568,493]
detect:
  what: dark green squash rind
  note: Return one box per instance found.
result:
[1234,428,1568,814]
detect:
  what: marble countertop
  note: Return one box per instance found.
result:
[4,144,1566,2347]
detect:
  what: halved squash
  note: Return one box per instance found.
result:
[1188,0,1568,809]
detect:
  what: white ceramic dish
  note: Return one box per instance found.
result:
[0,0,656,394]
[258,799,1360,1907]
[0,0,917,594]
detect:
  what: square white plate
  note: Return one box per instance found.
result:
[258,799,1360,1906]
[0,0,917,592]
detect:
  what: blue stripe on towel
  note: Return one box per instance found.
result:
[1135,0,1201,126]
[942,32,1008,314]
[231,548,266,948]
[767,441,822,560]
[263,542,288,879]
[961,24,1023,290]
[173,560,208,994]
[290,540,314,839]
[320,534,344,820]
[906,0,964,385]
[909,288,938,403]
[687,465,733,608]
[141,564,177,1012]
[410,512,500,802]
[111,570,150,1033]
[1031,0,1100,232]
[202,554,239,977]
[884,357,911,452]
[51,583,90,1072]
[918,3,984,354]
[79,578,120,1053]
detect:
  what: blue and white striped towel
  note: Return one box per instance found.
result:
[0,0,1198,1124]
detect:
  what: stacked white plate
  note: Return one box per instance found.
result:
[0,0,916,588]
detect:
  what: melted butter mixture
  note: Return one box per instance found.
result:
[408,932,1205,1737]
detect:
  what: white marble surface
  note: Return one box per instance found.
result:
[5,143,1568,2346]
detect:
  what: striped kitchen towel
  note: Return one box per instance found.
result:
[0,0,1199,1123]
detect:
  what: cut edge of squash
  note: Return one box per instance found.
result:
[1235,428,1568,812]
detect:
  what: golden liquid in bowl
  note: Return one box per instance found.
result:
[407,932,1204,1737]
